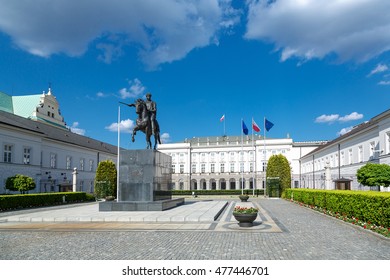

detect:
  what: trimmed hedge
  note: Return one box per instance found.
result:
[0,192,95,211]
[172,189,264,196]
[283,189,390,228]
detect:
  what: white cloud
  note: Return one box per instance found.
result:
[316,112,364,124]
[367,63,389,77]
[119,78,145,99]
[245,0,390,63]
[337,126,353,136]
[0,0,240,68]
[338,112,363,122]
[160,132,171,143]
[315,114,339,123]
[105,119,135,133]
[69,122,86,135]
[378,80,390,85]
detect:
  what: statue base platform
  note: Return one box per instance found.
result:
[99,149,183,212]
[99,198,185,211]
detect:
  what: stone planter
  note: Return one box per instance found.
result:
[233,212,258,227]
[239,195,249,202]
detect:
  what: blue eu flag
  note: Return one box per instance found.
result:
[265,118,274,132]
[242,120,249,135]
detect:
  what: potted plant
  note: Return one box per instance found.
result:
[233,206,259,227]
[238,194,249,202]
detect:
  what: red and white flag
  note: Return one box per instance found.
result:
[252,119,261,132]
[220,114,225,122]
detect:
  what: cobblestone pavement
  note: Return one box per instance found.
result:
[0,198,389,260]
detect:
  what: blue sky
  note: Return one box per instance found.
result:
[0,0,389,149]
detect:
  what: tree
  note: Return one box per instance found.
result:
[357,163,390,188]
[5,174,36,194]
[266,154,292,193]
[94,160,117,198]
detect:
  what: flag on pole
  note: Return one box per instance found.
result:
[252,118,261,132]
[242,120,248,135]
[220,114,225,122]
[265,118,274,132]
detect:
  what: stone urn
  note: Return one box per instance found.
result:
[239,195,249,202]
[233,212,258,227]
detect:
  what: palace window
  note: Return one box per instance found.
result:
[358,146,363,162]
[80,158,85,171]
[369,141,375,158]
[23,147,31,165]
[240,162,244,172]
[50,153,57,168]
[230,163,235,172]
[250,162,254,172]
[3,144,12,163]
[348,149,353,165]
[66,156,72,170]
[220,163,225,173]
[201,163,206,173]
[210,163,215,173]
[191,164,196,173]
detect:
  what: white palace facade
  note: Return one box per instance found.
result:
[300,109,390,192]
[158,136,324,191]
[0,88,117,194]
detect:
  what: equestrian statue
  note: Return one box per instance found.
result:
[121,92,161,150]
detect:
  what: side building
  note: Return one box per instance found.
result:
[300,109,390,191]
[158,136,324,191]
[0,88,117,194]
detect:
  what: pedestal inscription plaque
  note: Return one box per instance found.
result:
[119,149,172,201]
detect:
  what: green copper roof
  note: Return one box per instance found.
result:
[12,94,41,118]
[0,91,13,113]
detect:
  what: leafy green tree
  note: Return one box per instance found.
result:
[94,160,117,198]
[266,154,292,193]
[5,175,17,192]
[357,163,390,188]
[5,174,36,194]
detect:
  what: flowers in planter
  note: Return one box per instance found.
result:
[233,206,258,214]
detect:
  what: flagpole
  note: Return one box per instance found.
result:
[224,114,226,136]
[263,117,267,197]
[241,119,244,195]
[117,105,120,201]
[252,117,255,196]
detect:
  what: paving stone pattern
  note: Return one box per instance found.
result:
[0,198,389,260]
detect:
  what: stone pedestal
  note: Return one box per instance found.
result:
[99,149,184,211]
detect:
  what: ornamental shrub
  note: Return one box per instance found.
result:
[266,154,291,192]
[5,174,36,194]
[94,160,117,198]
[357,163,390,188]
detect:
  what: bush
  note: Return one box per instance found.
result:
[94,160,117,198]
[5,174,36,194]
[0,192,94,211]
[283,189,390,228]
[266,154,291,195]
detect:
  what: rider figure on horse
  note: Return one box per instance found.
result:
[145,93,157,132]
[123,92,161,149]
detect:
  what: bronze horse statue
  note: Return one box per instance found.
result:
[130,99,161,149]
